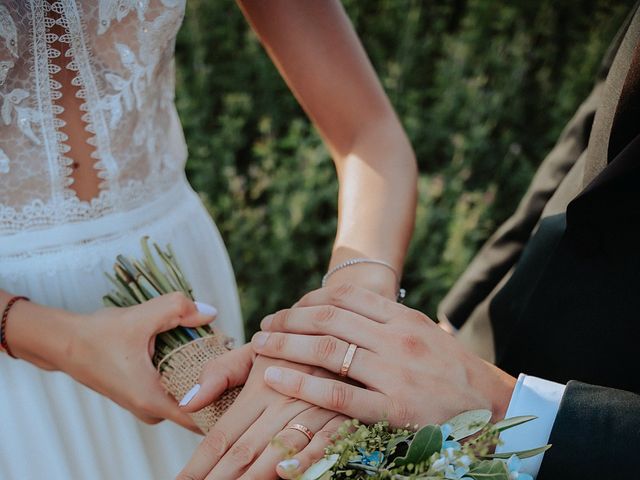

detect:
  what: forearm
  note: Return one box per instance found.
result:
[0,290,77,370]
[328,118,417,298]
[238,0,418,297]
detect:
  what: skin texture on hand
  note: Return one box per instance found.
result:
[253,284,517,428]
[7,292,215,431]
[177,350,347,480]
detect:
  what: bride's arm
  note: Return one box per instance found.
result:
[0,289,211,431]
[237,0,418,299]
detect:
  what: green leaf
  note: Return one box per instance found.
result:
[466,459,510,479]
[300,454,339,480]
[386,434,410,455]
[483,444,552,460]
[492,415,537,433]
[393,425,442,467]
[445,409,492,440]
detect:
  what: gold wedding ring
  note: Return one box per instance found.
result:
[339,343,358,377]
[287,423,314,442]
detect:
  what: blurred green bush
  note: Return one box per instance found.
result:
[175,0,633,335]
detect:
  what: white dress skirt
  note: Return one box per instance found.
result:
[0,177,245,480]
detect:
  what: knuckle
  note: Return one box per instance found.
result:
[138,414,161,425]
[200,428,229,460]
[132,397,154,416]
[176,474,198,480]
[327,381,352,411]
[316,427,337,444]
[167,292,191,315]
[229,443,255,466]
[270,332,287,353]
[313,336,338,363]
[273,431,298,453]
[272,308,292,331]
[312,305,337,326]
[330,283,355,304]
[388,398,412,427]
[291,372,306,396]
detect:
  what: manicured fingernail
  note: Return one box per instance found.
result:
[265,366,283,384]
[195,302,217,317]
[252,331,269,348]
[179,384,201,407]
[277,458,300,471]
[260,315,273,330]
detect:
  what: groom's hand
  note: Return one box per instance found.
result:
[253,284,517,428]
[176,350,347,480]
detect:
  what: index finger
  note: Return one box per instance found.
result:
[294,283,406,323]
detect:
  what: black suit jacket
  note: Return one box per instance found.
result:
[487,6,640,478]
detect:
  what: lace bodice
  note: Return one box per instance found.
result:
[0,0,188,235]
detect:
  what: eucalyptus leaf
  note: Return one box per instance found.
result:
[300,454,340,480]
[466,459,510,479]
[483,444,551,460]
[393,425,442,467]
[493,415,537,433]
[445,409,492,440]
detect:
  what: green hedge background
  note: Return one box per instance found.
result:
[175,0,633,336]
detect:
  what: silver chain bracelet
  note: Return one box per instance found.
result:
[322,258,406,302]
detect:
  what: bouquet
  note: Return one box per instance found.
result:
[296,410,550,480]
[103,236,241,433]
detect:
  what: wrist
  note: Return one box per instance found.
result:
[468,358,517,422]
[325,263,398,299]
[8,300,82,371]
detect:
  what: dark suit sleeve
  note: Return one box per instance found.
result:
[437,12,631,330]
[538,381,640,479]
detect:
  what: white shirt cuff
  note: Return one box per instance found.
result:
[495,374,566,478]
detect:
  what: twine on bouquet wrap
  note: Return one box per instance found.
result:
[156,336,241,432]
[103,236,241,433]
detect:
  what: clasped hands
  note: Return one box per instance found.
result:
[177,285,516,480]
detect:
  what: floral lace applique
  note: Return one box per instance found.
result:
[101,6,181,130]
[0,88,41,144]
[98,0,149,34]
[0,60,14,85]
[0,5,18,58]
[100,43,147,128]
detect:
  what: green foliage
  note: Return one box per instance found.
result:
[297,415,545,479]
[175,0,633,334]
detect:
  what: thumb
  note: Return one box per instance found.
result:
[178,343,254,412]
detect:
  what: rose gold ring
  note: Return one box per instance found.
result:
[286,423,314,442]
[339,343,358,377]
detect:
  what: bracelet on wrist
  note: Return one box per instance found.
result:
[1,296,29,358]
[322,258,406,302]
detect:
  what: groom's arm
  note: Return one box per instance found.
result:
[537,381,640,478]
[499,377,640,478]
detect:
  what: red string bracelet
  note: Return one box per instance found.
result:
[1,296,29,358]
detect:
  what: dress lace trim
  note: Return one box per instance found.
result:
[45,0,110,195]
[0,170,177,234]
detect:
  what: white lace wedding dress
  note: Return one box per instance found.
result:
[0,1,244,478]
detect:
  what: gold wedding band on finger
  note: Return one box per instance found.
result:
[286,423,314,442]
[339,343,358,377]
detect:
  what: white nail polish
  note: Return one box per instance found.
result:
[179,384,201,407]
[265,367,283,383]
[277,458,300,471]
[195,302,217,317]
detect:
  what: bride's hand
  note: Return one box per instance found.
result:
[177,352,348,480]
[55,293,214,431]
[252,284,517,428]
